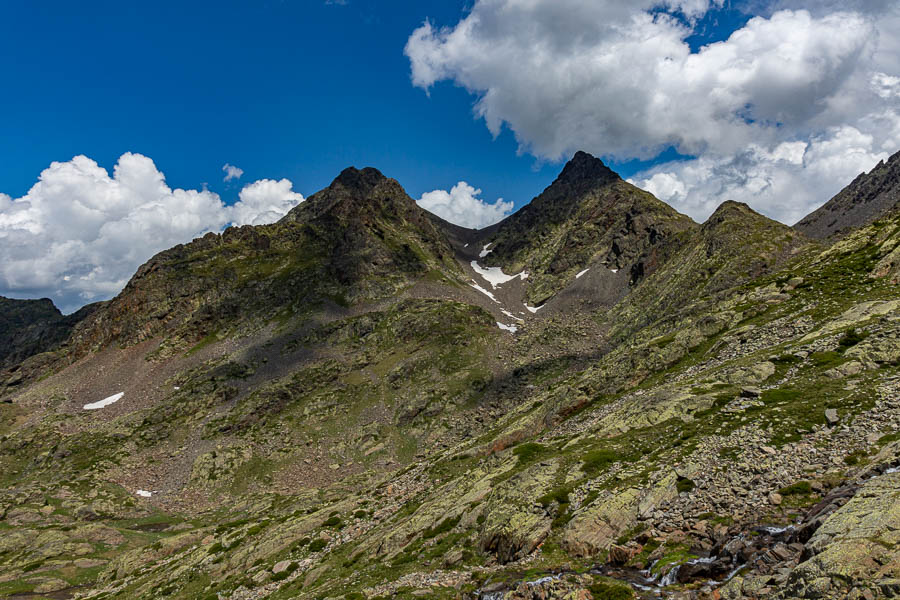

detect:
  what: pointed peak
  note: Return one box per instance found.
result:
[331,166,388,193]
[703,200,788,233]
[708,200,755,219]
[556,151,619,186]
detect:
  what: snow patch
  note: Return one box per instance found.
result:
[524,303,544,313]
[610,268,619,274]
[84,392,124,410]
[501,309,524,322]
[576,268,590,279]
[471,260,527,288]
[479,243,493,258]
[497,322,518,333]
[469,282,500,304]
[136,490,153,498]
[463,243,468,248]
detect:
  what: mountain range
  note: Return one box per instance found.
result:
[1,149,899,600]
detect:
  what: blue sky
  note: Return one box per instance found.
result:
[1,1,550,206]
[1,0,897,311]
[0,0,754,207]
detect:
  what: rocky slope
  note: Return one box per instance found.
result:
[795,149,900,240]
[477,151,696,306]
[0,152,899,600]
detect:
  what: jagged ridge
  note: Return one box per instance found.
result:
[795,149,900,240]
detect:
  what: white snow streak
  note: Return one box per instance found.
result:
[83,392,124,410]
[136,490,153,498]
[469,282,501,304]
[479,243,493,258]
[497,322,518,333]
[501,309,524,322]
[524,303,544,313]
[576,268,590,279]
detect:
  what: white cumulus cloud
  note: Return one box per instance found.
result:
[418,181,514,229]
[406,0,900,223]
[0,153,304,312]
[223,163,244,182]
[231,178,305,226]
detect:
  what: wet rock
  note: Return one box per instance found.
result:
[608,543,640,566]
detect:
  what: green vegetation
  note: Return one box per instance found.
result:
[837,328,867,351]
[589,580,634,600]
[676,477,696,494]
[422,515,461,539]
[323,515,343,528]
[582,449,620,474]
[513,442,548,464]
[778,481,813,496]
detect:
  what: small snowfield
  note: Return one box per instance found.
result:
[83,392,124,410]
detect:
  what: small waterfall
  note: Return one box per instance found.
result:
[723,562,747,582]
[659,564,680,586]
[759,525,794,536]
[526,575,560,586]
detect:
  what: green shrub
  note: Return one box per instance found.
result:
[588,580,634,600]
[844,450,867,466]
[512,443,547,464]
[207,542,224,554]
[810,351,844,369]
[354,509,368,519]
[423,515,461,539]
[322,516,342,528]
[537,486,570,507]
[761,388,803,404]
[308,539,327,552]
[878,432,900,445]
[583,449,618,474]
[271,562,298,582]
[837,328,866,351]
[778,481,812,496]
[676,478,695,494]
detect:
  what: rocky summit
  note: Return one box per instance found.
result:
[1,151,900,600]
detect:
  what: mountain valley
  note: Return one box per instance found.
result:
[1,151,899,600]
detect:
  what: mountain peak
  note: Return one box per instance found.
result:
[331,166,388,193]
[556,151,619,186]
[705,200,755,222]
